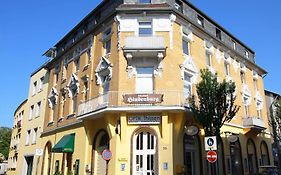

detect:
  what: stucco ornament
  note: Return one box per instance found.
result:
[48,87,59,108]
[95,56,113,85]
[67,73,80,98]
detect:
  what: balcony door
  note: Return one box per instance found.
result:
[136,67,153,93]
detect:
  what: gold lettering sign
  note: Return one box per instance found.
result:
[123,94,164,104]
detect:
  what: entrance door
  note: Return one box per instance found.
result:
[184,134,200,175]
[134,132,156,175]
[25,156,33,175]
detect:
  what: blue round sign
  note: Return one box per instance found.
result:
[207,138,214,146]
[102,149,112,161]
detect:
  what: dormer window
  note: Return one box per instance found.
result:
[138,21,152,36]
[197,15,204,27]
[139,0,151,3]
[216,28,221,40]
[245,51,249,58]
[175,0,183,13]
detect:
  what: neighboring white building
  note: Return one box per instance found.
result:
[0,161,8,175]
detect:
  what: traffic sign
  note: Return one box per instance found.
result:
[204,136,217,151]
[207,150,217,163]
[102,149,112,161]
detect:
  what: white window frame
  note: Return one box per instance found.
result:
[184,72,193,99]
[205,51,212,67]
[32,128,37,144]
[25,130,31,145]
[32,81,37,95]
[29,105,34,120]
[38,76,44,91]
[224,61,230,76]
[243,96,250,117]
[138,21,153,36]
[36,101,41,117]
[136,67,154,93]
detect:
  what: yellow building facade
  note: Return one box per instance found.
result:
[7,99,27,175]
[19,1,273,175]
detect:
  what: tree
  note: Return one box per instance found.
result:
[190,69,240,137]
[0,127,12,160]
[270,99,281,168]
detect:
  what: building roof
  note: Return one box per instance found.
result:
[14,99,27,116]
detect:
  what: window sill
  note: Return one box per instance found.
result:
[66,113,76,120]
[58,117,64,123]
[83,64,90,71]
[47,121,54,127]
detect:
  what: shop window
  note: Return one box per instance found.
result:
[184,134,200,175]
[55,160,60,173]
[247,139,258,174]
[260,141,269,165]
[230,140,243,175]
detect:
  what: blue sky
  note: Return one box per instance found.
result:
[0,0,280,127]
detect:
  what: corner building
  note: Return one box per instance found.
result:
[40,0,273,175]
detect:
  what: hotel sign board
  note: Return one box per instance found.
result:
[123,94,163,104]
[128,116,161,125]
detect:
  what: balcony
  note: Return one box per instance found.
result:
[243,117,266,135]
[77,91,189,119]
[123,36,166,58]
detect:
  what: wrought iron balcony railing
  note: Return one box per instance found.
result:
[78,91,189,117]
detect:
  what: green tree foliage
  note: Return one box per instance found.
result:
[0,127,12,160]
[190,69,240,137]
[271,99,281,143]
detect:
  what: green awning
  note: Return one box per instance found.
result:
[52,133,75,153]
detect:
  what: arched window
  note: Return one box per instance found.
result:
[183,134,201,175]
[260,141,270,166]
[247,139,258,174]
[42,142,52,175]
[132,129,157,175]
[92,130,110,175]
[230,140,244,175]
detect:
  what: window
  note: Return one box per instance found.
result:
[36,101,41,117]
[256,101,262,118]
[84,81,89,101]
[182,39,190,55]
[39,77,44,91]
[32,81,37,95]
[240,71,245,84]
[54,65,60,84]
[216,28,221,40]
[136,68,153,93]
[29,105,34,120]
[32,128,38,144]
[197,15,204,27]
[224,61,230,76]
[138,21,152,36]
[26,130,31,145]
[70,87,78,114]
[63,59,68,80]
[232,40,236,50]
[243,96,250,117]
[205,51,212,67]
[184,72,192,99]
[253,79,258,91]
[175,0,183,12]
[139,0,151,3]
[74,58,80,72]
[102,28,111,55]
[245,51,249,58]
